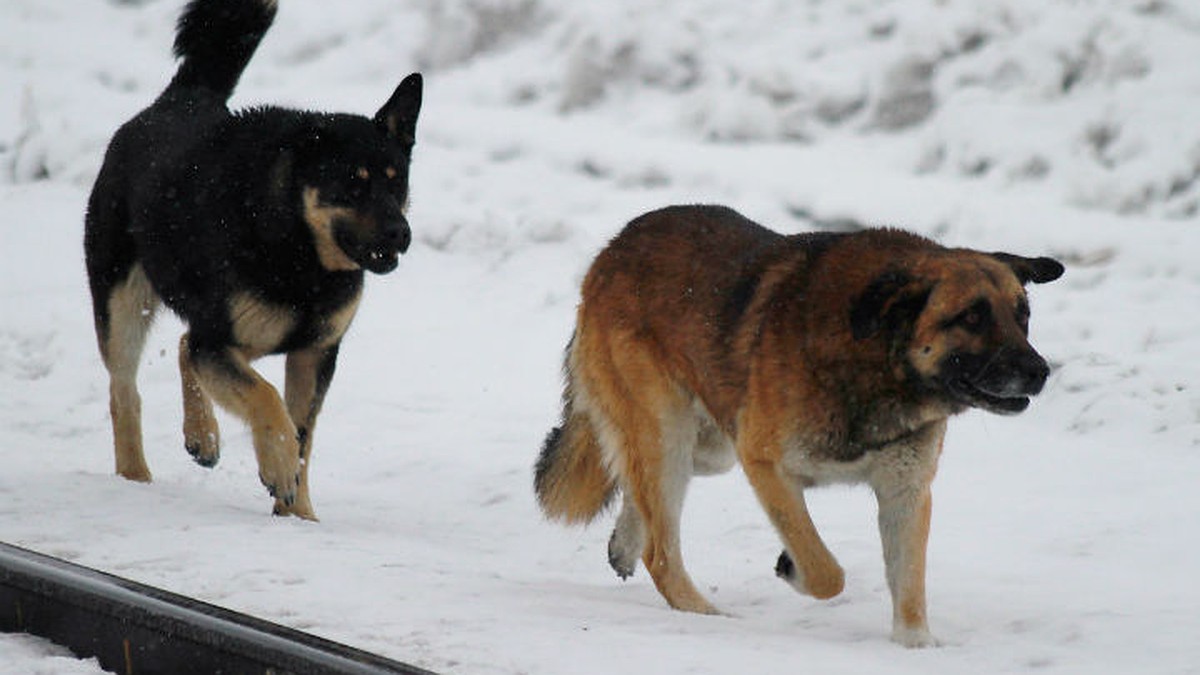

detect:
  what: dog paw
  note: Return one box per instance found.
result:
[774,549,844,599]
[667,595,722,616]
[259,469,300,507]
[608,549,636,580]
[185,434,220,468]
[117,465,153,483]
[775,550,795,581]
[607,526,641,580]
[273,495,318,521]
[891,626,940,649]
[181,388,220,467]
[253,426,301,510]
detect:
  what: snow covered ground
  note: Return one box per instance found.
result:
[2,0,1199,672]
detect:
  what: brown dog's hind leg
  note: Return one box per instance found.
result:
[607,489,645,579]
[98,265,159,482]
[583,328,717,615]
[619,401,718,615]
[179,333,220,468]
[625,453,717,614]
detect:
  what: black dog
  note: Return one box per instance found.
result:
[84,0,422,519]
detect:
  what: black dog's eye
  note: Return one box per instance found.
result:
[344,167,370,199]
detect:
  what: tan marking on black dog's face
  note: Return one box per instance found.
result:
[906,254,1049,415]
[302,187,362,272]
[301,181,406,274]
[228,291,295,357]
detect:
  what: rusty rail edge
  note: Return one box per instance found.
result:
[0,541,437,675]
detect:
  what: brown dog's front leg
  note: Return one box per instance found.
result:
[741,455,845,601]
[875,485,936,647]
[870,421,945,647]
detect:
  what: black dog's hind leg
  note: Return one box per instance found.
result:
[179,333,221,468]
[93,264,160,482]
[186,339,302,512]
[279,344,340,521]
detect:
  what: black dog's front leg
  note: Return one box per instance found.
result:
[281,343,340,520]
[190,342,301,512]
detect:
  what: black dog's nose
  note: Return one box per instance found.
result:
[383,217,411,254]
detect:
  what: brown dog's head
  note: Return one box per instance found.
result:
[850,249,1063,415]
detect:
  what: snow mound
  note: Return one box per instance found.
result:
[7,0,1200,221]
[556,1,1200,219]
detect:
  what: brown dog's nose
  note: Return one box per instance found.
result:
[1018,350,1050,395]
[975,347,1050,399]
[992,349,1049,397]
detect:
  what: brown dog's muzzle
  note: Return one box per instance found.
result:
[940,346,1050,415]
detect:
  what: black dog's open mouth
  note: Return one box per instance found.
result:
[946,378,1030,415]
[362,247,399,274]
[336,229,402,274]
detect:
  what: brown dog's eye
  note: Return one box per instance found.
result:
[949,300,991,334]
[1015,299,1030,333]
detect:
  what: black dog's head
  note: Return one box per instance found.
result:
[850,249,1064,415]
[295,73,422,274]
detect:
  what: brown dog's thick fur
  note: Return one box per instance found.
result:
[535,205,1063,646]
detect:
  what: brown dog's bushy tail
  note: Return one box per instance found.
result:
[535,344,615,524]
[169,0,277,100]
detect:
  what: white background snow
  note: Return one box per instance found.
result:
[2,0,1199,672]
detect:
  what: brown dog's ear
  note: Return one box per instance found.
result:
[374,72,423,146]
[850,270,931,340]
[991,252,1065,285]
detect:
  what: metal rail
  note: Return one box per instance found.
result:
[0,541,436,675]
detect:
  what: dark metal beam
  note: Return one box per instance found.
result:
[0,541,436,675]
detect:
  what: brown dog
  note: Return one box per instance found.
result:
[535,205,1063,646]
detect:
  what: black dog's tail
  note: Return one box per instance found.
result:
[166,0,277,100]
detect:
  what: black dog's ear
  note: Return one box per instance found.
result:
[374,72,423,146]
[991,252,1065,285]
[849,270,931,340]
